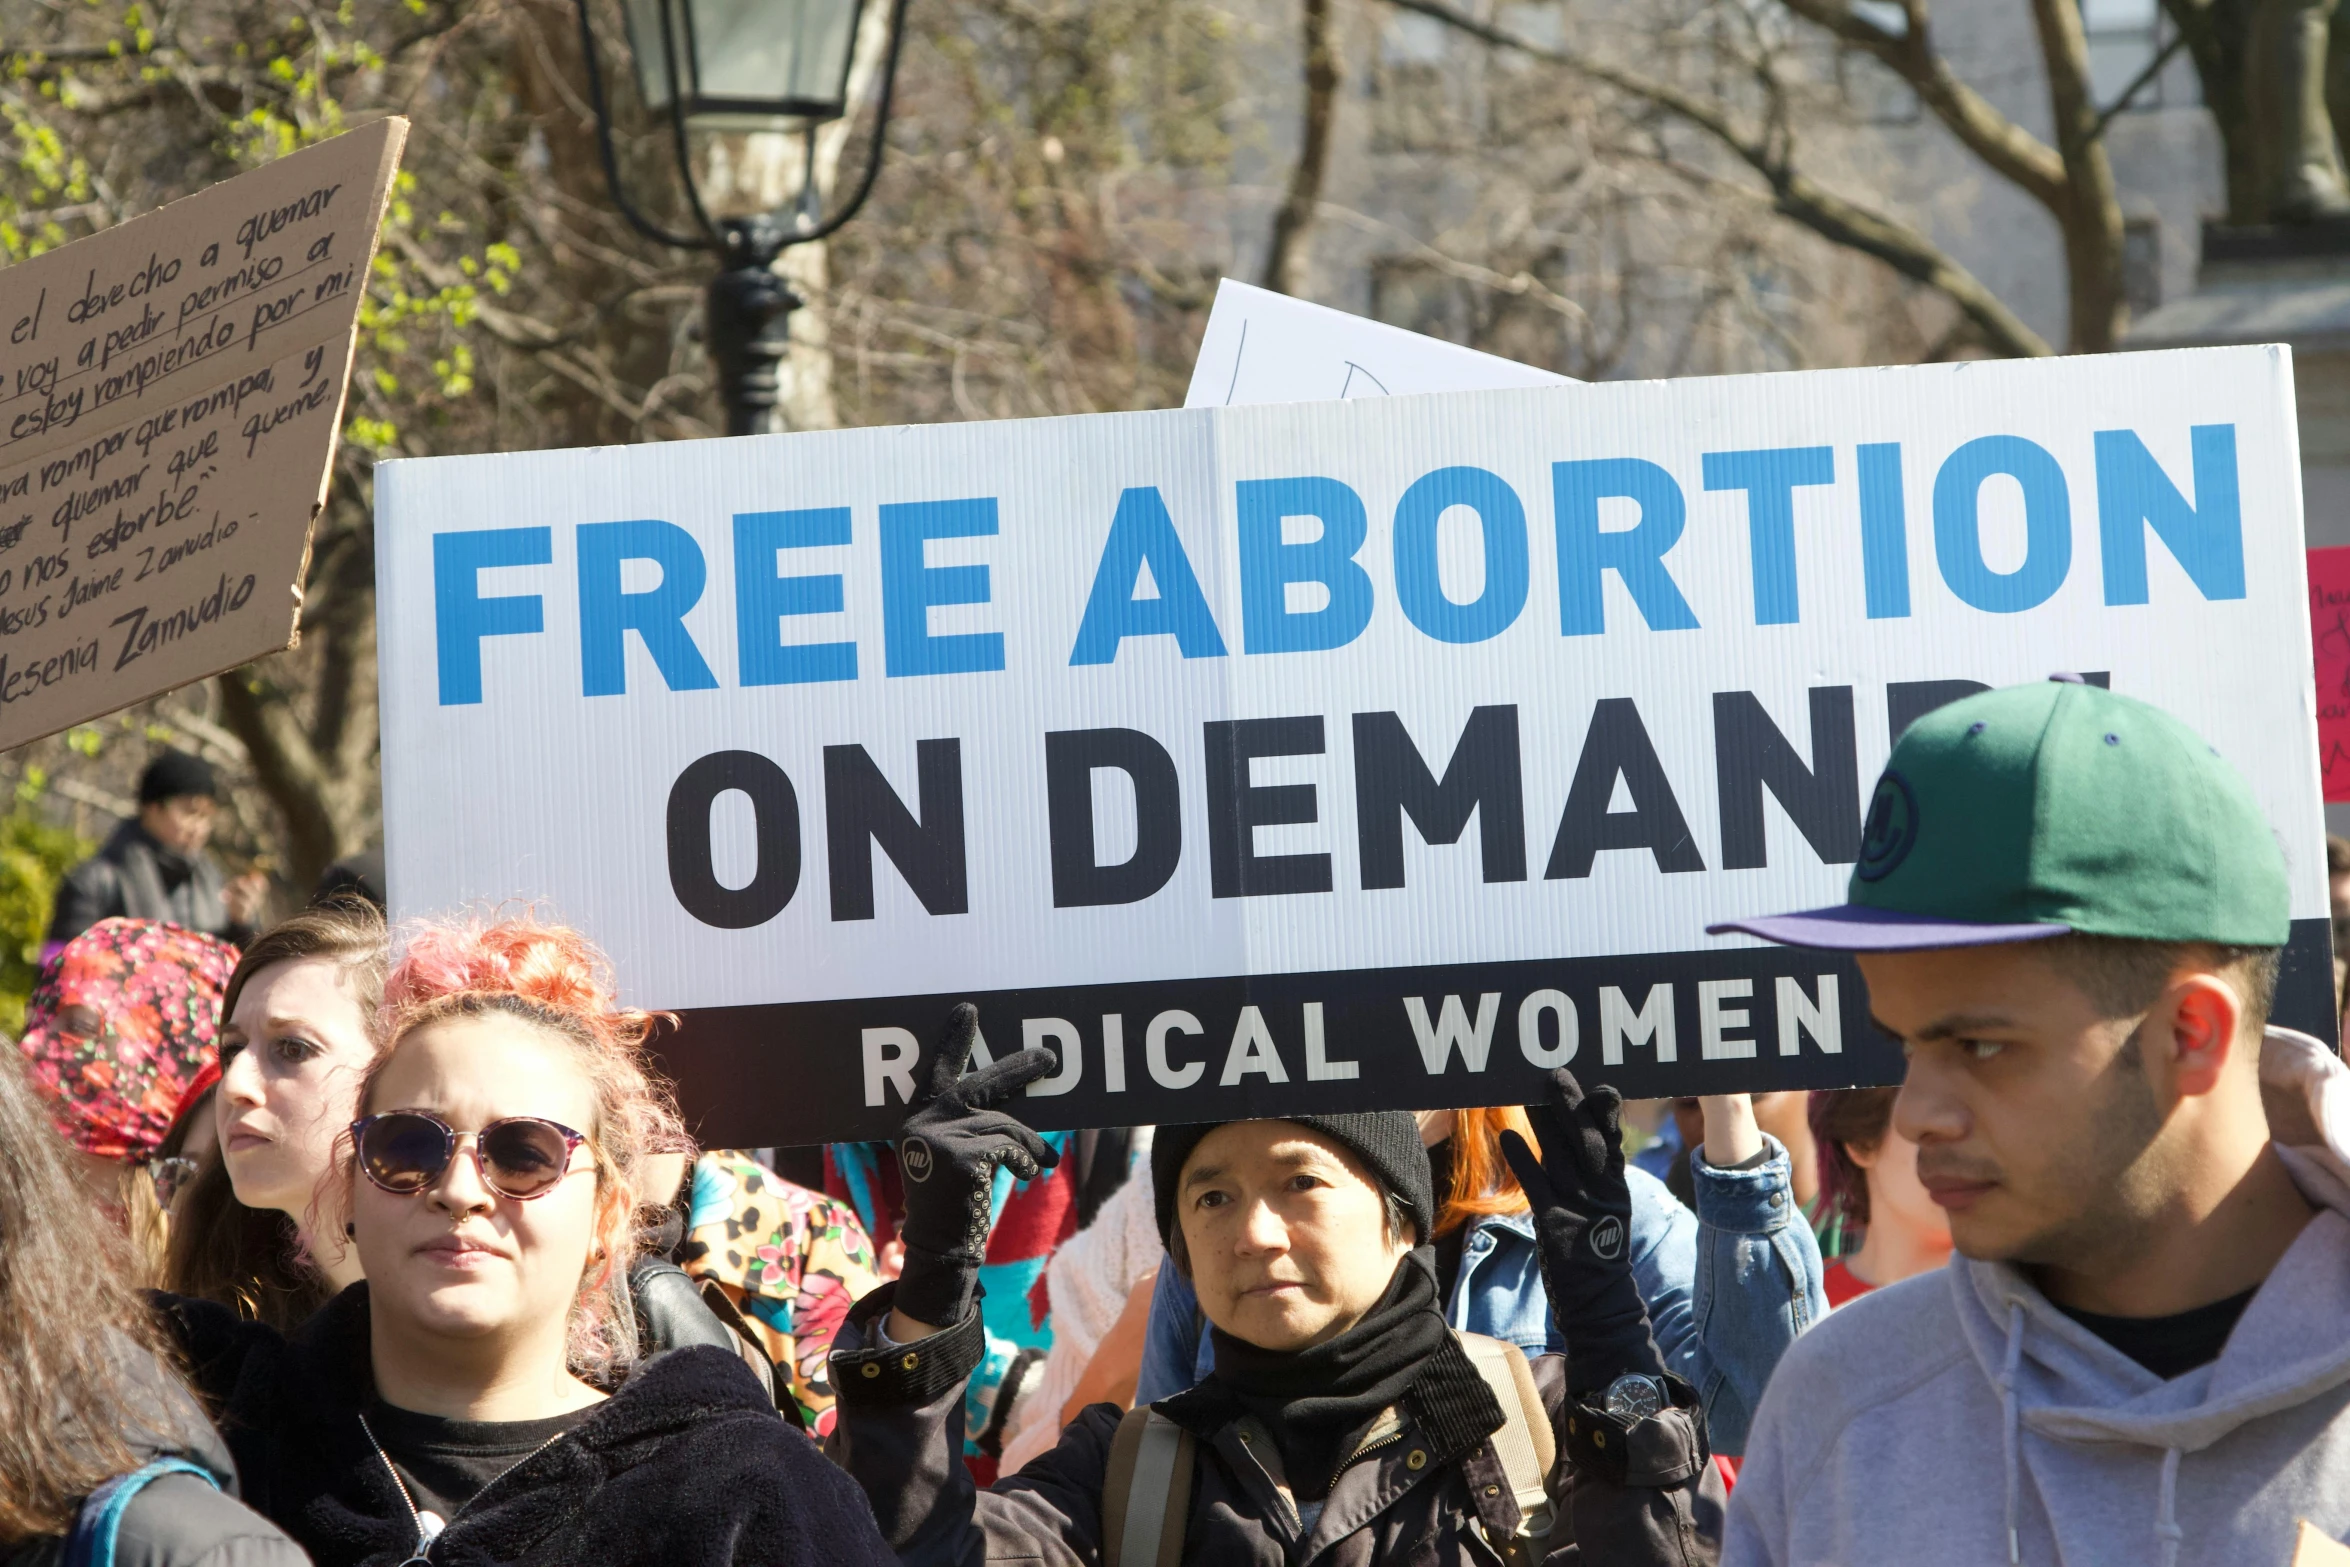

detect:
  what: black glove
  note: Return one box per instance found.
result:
[1500,1067,1666,1396]
[891,1003,1061,1327]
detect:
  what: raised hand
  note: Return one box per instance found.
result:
[889,1004,1061,1330]
[1500,1067,1665,1396]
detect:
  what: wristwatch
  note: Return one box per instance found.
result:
[1565,1371,1707,1488]
[1602,1372,1666,1423]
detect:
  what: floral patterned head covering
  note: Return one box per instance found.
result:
[17,917,238,1161]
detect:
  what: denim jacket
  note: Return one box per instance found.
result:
[1134,1134,1823,1456]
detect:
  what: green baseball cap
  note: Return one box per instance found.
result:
[1708,677,2290,950]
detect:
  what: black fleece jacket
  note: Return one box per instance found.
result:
[158,1284,893,1567]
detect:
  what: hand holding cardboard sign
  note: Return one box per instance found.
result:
[887,1003,1060,1336]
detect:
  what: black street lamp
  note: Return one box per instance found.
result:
[575,0,910,435]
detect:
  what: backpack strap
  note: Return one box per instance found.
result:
[63,1459,219,1567]
[1100,1406,1194,1567]
[1454,1333,1556,1546]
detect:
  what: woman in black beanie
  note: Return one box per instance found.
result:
[825,1006,1722,1567]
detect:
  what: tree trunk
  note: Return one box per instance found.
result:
[776,242,840,431]
[2248,0,2350,218]
[2033,0,2128,350]
[1261,0,1340,297]
[213,489,382,894]
[2166,0,2266,223]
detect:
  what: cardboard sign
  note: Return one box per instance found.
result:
[0,119,407,745]
[1186,278,1572,408]
[377,344,2332,1146]
[2295,1521,2350,1567]
[2310,546,2350,800]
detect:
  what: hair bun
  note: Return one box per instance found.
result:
[385,917,651,1049]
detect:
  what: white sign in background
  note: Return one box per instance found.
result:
[378,345,2325,1140]
[1185,278,1573,408]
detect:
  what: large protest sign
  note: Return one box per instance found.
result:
[378,344,2330,1145]
[0,119,406,745]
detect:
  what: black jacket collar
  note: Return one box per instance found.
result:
[287,1282,779,1455]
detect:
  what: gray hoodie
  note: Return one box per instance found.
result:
[1725,1029,2350,1567]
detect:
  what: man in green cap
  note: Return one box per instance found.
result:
[1707,677,2350,1566]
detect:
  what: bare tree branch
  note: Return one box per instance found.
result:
[1261,0,1340,295]
[2087,26,2190,141]
[1383,0,2054,356]
[2028,0,2127,350]
[1779,0,2067,212]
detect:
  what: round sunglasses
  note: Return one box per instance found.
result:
[351,1111,590,1201]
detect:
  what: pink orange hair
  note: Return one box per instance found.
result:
[352,915,693,1382]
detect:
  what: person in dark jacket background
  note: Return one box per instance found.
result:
[828,1006,1721,1567]
[47,751,266,957]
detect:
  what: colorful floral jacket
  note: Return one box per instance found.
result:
[675,1152,881,1436]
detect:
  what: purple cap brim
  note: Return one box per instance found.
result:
[1705,904,2072,951]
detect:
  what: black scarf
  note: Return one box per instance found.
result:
[1204,1251,1453,1500]
[135,822,196,889]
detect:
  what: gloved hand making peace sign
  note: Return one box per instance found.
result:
[1499,1066,1668,1399]
[888,1004,1061,1331]
[1504,1068,1707,1488]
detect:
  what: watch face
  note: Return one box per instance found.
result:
[1604,1374,1665,1422]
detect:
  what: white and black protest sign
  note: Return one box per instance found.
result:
[377,344,2330,1145]
[0,119,406,745]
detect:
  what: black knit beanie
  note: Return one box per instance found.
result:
[138,750,217,806]
[1152,1112,1434,1248]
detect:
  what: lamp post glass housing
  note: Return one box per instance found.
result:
[588,0,899,436]
[622,0,864,132]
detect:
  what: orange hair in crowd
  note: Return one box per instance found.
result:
[350,915,694,1381]
[1433,1106,1542,1236]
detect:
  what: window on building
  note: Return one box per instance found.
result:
[1484,5,1562,146]
[2083,0,2195,114]
[1808,3,1918,125]
[1372,13,1458,153]
[1833,47,1920,124]
[2124,214,2162,318]
[1469,249,1576,371]
[1370,257,1472,344]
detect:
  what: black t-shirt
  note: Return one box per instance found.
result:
[365,1399,596,1521]
[2056,1286,2257,1380]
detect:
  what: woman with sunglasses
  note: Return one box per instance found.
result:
[166,899,388,1328]
[158,916,892,1566]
